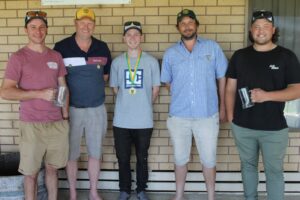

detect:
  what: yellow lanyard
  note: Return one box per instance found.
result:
[126,51,142,85]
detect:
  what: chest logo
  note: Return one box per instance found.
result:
[87,57,108,66]
[269,64,279,70]
[206,55,212,61]
[47,62,58,69]
[124,69,144,89]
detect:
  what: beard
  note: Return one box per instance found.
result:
[181,30,197,40]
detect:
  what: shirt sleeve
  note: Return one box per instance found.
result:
[285,50,300,84]
[226,51,238,79]
[103,43,112,75]
[109,58,119,88]
[214,42,228,79]
[4,53,22,82]
[161,52,172,84]
[152,58,161,86]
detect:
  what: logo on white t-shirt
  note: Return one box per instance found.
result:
[125,69,143,89]
[47,62,58,69]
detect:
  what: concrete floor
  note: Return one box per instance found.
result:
[58,190,300,200]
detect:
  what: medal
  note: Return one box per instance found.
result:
[129,87,136,95]
[126,51,142,94]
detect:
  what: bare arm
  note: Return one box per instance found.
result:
[164,83,170,92]
[152,86,160,103]
[1,78,56,101]
[103,74,109,82]
[251,83,300,103]
[112,87,118,95]
[225,78,237,122]
[217,77,227,123]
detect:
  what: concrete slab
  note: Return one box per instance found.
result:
[58,189,300,200]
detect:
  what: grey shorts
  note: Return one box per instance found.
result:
[69,104,107,160]
[167,113,219,168]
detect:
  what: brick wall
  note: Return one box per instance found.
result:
[0,0,299,173]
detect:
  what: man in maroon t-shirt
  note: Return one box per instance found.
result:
[1,11,69,200]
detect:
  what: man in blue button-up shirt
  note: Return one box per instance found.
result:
[161,9,228,200]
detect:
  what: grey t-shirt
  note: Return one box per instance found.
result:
[110,51,161,128]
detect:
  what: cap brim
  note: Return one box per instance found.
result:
[177,14,197,23]
[25,17,48,26]
[251,17,273,24]
[123,27,142,35]
[76,16,95,21]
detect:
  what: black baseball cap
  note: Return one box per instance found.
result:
[251,10,274,24]
[123,21,142,35]
[177,9,199,24]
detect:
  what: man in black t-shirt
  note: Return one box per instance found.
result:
[225,10,300,200]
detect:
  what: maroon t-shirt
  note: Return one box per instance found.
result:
[5,46,67,122]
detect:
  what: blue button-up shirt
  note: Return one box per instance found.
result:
[161,37,228,118]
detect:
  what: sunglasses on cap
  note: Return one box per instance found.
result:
[123,21,142,35]
[25,11,47,26]
[252,10,273,23]
[124,21,141,28]
[26,10,47,20]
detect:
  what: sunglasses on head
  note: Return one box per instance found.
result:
[124,21,142,32]
[252,10,273,23]
[26,11,47,20]
[124,21,141,27]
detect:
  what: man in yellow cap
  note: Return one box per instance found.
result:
[54,7,111,200]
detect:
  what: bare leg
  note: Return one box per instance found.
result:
[88,157,102,200]
[24,173,38,200]
[66,160,78,200]
[172,164,187,200]
[45,164,58,200]
[203,166,216,200]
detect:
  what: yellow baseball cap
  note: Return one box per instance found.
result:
[75,8,95,21]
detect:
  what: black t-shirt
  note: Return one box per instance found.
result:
[226,45,300,130]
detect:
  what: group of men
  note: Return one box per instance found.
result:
[1,6,300,200]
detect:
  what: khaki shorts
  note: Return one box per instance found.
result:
[18,120,69,175]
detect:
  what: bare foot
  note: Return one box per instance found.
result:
[89,191,102,200]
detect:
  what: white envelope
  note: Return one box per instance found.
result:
[63,57,86,67]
